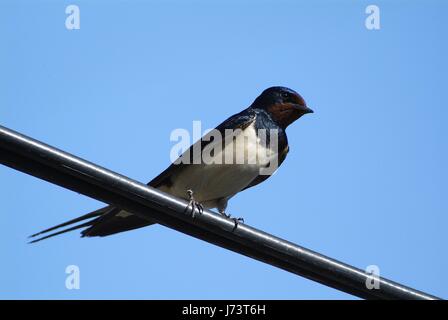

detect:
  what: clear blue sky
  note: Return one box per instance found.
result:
[0,0,446,299]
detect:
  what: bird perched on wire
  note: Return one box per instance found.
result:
[29,86,313,243]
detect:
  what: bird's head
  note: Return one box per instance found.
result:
[250,86,313,128]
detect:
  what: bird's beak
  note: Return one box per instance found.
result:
[304,106,314,114]
[294,104,313,114]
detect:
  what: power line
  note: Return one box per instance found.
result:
[0,125,440,300]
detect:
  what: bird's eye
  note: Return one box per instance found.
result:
[281,92,290,99]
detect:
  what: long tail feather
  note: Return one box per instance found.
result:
[29,206,111,239]
[28,221,94,244]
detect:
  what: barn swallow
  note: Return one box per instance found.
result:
[29,86,313,242]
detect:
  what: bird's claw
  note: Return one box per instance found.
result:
[186,189,204,218]
[221,213,244,230]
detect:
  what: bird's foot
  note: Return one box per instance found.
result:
[186,189,204,218]
[220,211,244,230]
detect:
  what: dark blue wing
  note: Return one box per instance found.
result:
[149,108,256,188]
